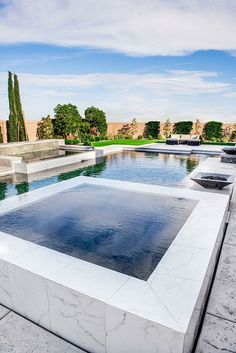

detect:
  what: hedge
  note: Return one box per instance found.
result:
[203,121,223,141]
[145,121,160,138]
[174,121,193,134]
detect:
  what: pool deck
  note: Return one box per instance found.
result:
[0,143,236,352]
[194,184,236,352]
[0,306,87,352]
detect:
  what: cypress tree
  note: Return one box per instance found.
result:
[14,74,28,141]
[0,126,3,143]
[7,71,18,142]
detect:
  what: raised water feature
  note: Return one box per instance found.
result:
[0,183,196,280]
[0,176,229,353]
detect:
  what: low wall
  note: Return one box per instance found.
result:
[0,140,64,156]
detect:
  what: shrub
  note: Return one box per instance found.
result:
[137,135,143,139]
[145,121,160,138]
[116,119,138,139]
[94,136,101,142]
[36,115,54,140]
[203,121,223,141]
[231,130,236,141]
[81,134,92,146]
[65,139,80,145]
[220,136,228,143]
[157,133,164,140]
[174,121,193,134]
[101,134,109,140]
[148,135,153,140]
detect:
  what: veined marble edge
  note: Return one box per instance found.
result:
[0,175,229,336]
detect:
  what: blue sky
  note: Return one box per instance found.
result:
[0,1,236,122]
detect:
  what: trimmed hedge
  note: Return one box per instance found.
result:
[203,121,223,141]
[145,121,160,138]
[174,121,193,134]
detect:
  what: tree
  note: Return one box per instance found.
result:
[84,106,107,135]
[37,115,54,140]
[0,126,3,143]
[116,118,138,139]
[7,71,18,142]
[163,119,172,138]
[194,119,201,135]
[14,74,28,141]
[53,104,82,138]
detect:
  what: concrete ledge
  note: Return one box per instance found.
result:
[0,140,64,156]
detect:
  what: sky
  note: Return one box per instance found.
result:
[0,1,236,122]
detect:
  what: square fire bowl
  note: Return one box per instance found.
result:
[191,172,234,190]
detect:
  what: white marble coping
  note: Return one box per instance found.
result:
[96,142,226,155]
[0,176,229,336]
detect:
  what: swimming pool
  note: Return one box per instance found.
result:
[0,151,206,199]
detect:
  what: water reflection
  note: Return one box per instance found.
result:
[0,183,7,200]
[15,182,30,195]
[0,152,206,200]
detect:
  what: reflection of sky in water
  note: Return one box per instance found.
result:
[0,152,207,200]
[0,184,197,280]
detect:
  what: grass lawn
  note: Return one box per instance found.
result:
[92,139,236,147]
[92,139,161,147]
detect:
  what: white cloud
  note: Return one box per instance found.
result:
[0,70,235,122]
[0,0,236,56]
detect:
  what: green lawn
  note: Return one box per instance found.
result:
[92,139,236,147]
[92,139,161,147]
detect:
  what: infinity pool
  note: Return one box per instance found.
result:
[0,151,206,199]
[0,184,197,279]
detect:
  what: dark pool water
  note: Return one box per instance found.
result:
[0,151,206,200]
[0,184,197,279]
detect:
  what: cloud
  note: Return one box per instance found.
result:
[0,70,235,122]
[0,0,236,56]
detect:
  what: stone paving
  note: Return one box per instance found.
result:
[195,186,236,353]
[0,307,86,353]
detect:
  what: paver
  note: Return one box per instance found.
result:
[0,305,10,320]
[195,314,236,353]
[0,311,87,353]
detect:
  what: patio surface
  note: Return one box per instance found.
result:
[0,306,87,353]
[194,183,236,353]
